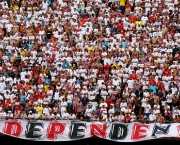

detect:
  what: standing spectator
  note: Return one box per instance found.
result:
[60,98,67,118]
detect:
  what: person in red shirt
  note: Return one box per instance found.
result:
[117,20,123,32]
[124,112,131,123]
[149,75,156,86]
[14,98,22,114]
[130,71,138,80]
[0,100,4,110]
[33,69,40,81]
[103,62,110,71]
[35,23,41,32]
[5,98,12,112]
[41,88,47,100]
[51,35,57,43]
[106,96,112,110]
[34,88,41,99]
[129,13,136,23]
[163,68,171,76]
[156,78,162,89]
[125,1,132,9]
[17,81,23,90]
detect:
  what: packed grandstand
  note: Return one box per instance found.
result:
[0,0,179,124]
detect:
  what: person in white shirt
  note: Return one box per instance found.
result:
[88,88,96,101]
[48,111,55,120]
[99,99,108,108]
[43,105,50,116]
[41,113,48,120]
[69,112,77,120]
[144,101,151,118]
[27,111,35,120]
[130,112,137,122]
[67,91,73,112]
[34,110,40,120]
[120,99,127,113]
[62,109,70,120]
[101,111,108,122]
[47,87,53,102]
[54,112,61,120]
[166,90,173,110]
[173,106,180,119]
[100,88,108,101]
[108,105,115,118]
[118,112,125,122]
[53,89,60,105]
[143,89,150,98]
[111,113,118,122]
[84,105,93,120]
[148,111,156,122]
[61,98,67,118]
[0,109,6,120]
[126,78,135,91]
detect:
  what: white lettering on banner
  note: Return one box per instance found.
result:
[55,125,60,132]
[11,125,17,135]
[0,120,180,142]
[118,126,124,137]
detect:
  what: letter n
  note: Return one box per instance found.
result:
[90,123,106,138]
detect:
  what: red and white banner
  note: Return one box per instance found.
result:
[0,120,180,142]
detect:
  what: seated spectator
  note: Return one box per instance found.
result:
[99,99,108,108]
[148,110,156,123]
[14,110,21,119]
[124,112,131,123]
[69,112,77,120]
[130,112,136,122]
[156,113,165,124]
[6,110,14,120]
[136,112,144,123]
[100,105,107,116]
[108,105,115,118]
[94,106,101,117]
[90,112,99,121]
[48,111,55,120]
[34,110,40,120]
[84,105,93,121]
[54,112,61,120]
[100,112,108,122]
[27,111,35,120]
[111,113,118,122]
[20,111,27,119]
[41,113,48,120]
[62,109,70,120]
[0,109,6,120]
[118,112,124,122]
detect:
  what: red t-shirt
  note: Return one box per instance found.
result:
[163,69,170,76]
[117,22,123,31]
[104,64,111,72]
[149,79,156,86]
[130,74,138,80]
[34,90,41,99]
[125,2,132,8]
[129,15,136,23]
[124,115,131,122]
[106,99,111,108]
[0,101,4,109]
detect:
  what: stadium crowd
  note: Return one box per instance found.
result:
[0,0,179,124]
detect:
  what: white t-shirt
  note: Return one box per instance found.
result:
[120,102,127,112]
